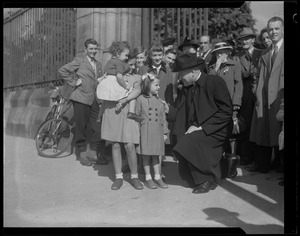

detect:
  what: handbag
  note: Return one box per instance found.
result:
[221,138,240,179]
[232,112,247,135]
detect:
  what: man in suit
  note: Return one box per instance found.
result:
[248,16,284,173]
[199,35,214,69]
[172,53,233,194]
[235,27,263,166]
[58,38,107,166]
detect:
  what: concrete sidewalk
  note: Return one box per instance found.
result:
[4,134,284,233]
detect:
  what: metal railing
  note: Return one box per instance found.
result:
[148,8,209,47]
[3,8,77,90]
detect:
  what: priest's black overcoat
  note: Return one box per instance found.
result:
[173,72,233,183]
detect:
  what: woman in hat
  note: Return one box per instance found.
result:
[208,42,243,112]
[172,53,233,194]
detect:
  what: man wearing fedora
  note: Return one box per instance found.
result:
[235,27,263,166]
[248,16,284,173]
[172,53,233,194]
[178,36,199,55]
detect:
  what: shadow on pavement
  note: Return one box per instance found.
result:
[203,207,284,234]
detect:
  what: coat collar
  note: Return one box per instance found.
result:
[147,61,167,74]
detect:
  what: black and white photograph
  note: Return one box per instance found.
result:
[3,2,297,234]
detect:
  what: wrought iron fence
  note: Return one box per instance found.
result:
[3,8,77,89]
[149,8,209,46]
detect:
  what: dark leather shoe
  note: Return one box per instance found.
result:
[131,178,144,190]
[278,180,284,186]
[111,178,123,190]
[228,169,238,179]
[79,158,93,167]
[192,181,217,194]
[144,179,158,189]
[239,160,253,166]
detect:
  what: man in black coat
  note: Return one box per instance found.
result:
[172,53,233,194]
[235,27,263,166]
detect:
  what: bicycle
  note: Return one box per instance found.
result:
[35,83,73,157]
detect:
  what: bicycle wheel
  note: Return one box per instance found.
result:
[35,118,73,157]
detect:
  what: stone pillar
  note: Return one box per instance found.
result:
[76,8,142,70]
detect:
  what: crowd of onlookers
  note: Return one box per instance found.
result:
[58,16,284,193]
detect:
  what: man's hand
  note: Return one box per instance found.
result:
[185,125,202,134]
[76,79,82,86]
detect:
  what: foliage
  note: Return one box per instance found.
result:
[151,4,257,44]
[208,2,257,40]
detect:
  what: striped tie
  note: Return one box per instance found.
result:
[271,45,278,68]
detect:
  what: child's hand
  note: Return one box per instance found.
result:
[125,84,131,91]
[97,73,107,83]
[161,100,169,114]
[164,134,168,142]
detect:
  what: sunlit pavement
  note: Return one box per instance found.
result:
[4,134,284,234]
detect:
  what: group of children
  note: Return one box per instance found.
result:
[96,41,175,189]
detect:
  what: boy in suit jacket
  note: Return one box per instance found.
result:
[58,39,107,167]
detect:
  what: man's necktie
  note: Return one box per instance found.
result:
[271,45,278,68]
[90,59,97,76]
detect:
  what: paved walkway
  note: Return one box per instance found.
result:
[4,134,284,233]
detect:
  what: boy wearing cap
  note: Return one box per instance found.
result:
[172,53,233,194]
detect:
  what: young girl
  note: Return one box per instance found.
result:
[135,73,169,189]
[138,43,176,179]
[97,41,142,122]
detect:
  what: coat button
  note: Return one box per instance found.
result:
[149,107,152,110]
[149,113,152,115]
[155,108,158,111]
[155,119,158,122]
[149,118,152,121]
[156,113,158,116]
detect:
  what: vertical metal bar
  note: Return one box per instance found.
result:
[183,8,186,39]
[24,10,28,84]
[60,8,64,68]
[142,8,150,49]
[199,8,203,37]
[29,8,33,84]
[171,8,174,38]
[157,8,161,42]
[50,8,53,80]
[150,8,154,44]
[189,8,192,39]
[194,8,198,41]
[177,8,180,46]
[204,8,208,35]
[164,8,168,40]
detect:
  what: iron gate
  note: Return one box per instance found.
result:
[3,8,77,89]
[142,8,209,48]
